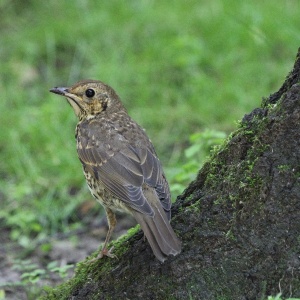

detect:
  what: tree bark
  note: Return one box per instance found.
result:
[41,49,300,300]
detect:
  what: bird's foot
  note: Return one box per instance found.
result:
[86,246,117,263]
[98,246,117,259]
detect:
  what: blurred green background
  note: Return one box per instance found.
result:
[0,0,299,251]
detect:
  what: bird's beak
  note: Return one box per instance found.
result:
[49,87,69,95]
[50,86,84,118]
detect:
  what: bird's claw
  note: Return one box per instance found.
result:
[99,246,117,259]
[86,246,117,263]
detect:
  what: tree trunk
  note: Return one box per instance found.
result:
[41,49,300,300]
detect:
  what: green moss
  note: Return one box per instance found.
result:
[277,164,291,172]
[39,225,142,300]
[196,106,272,216]
[111,225,140,256]
[225,229,236,241]
[184,200,201,214]
[182,192,197,205]
[185,267,236,299]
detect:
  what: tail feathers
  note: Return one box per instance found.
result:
[131,191,181,262]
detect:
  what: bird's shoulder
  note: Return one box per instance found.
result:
[76,112,155,153]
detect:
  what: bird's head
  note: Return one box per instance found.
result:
[50,79,125,120]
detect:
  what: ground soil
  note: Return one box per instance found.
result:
[0,208,135,300]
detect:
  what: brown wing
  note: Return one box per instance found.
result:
[77,122,171,217]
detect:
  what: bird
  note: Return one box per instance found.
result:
[50,79,181,262]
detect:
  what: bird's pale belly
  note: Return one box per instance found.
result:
[84,170,131,213]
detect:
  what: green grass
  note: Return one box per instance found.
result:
[0,0,299,246]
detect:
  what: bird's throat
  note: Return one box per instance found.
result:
[67,97,84,119]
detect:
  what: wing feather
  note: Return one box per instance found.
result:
[77,123,171,217]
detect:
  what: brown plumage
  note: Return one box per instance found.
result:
[50,79,181,262]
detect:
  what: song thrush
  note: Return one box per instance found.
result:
[50,80,181,262]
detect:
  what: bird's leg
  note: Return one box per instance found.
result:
[99,207,117,258]
[88,207,117,262]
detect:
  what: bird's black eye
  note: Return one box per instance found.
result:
[85,89,95,98]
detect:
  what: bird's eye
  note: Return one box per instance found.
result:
[85,89,95,98]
